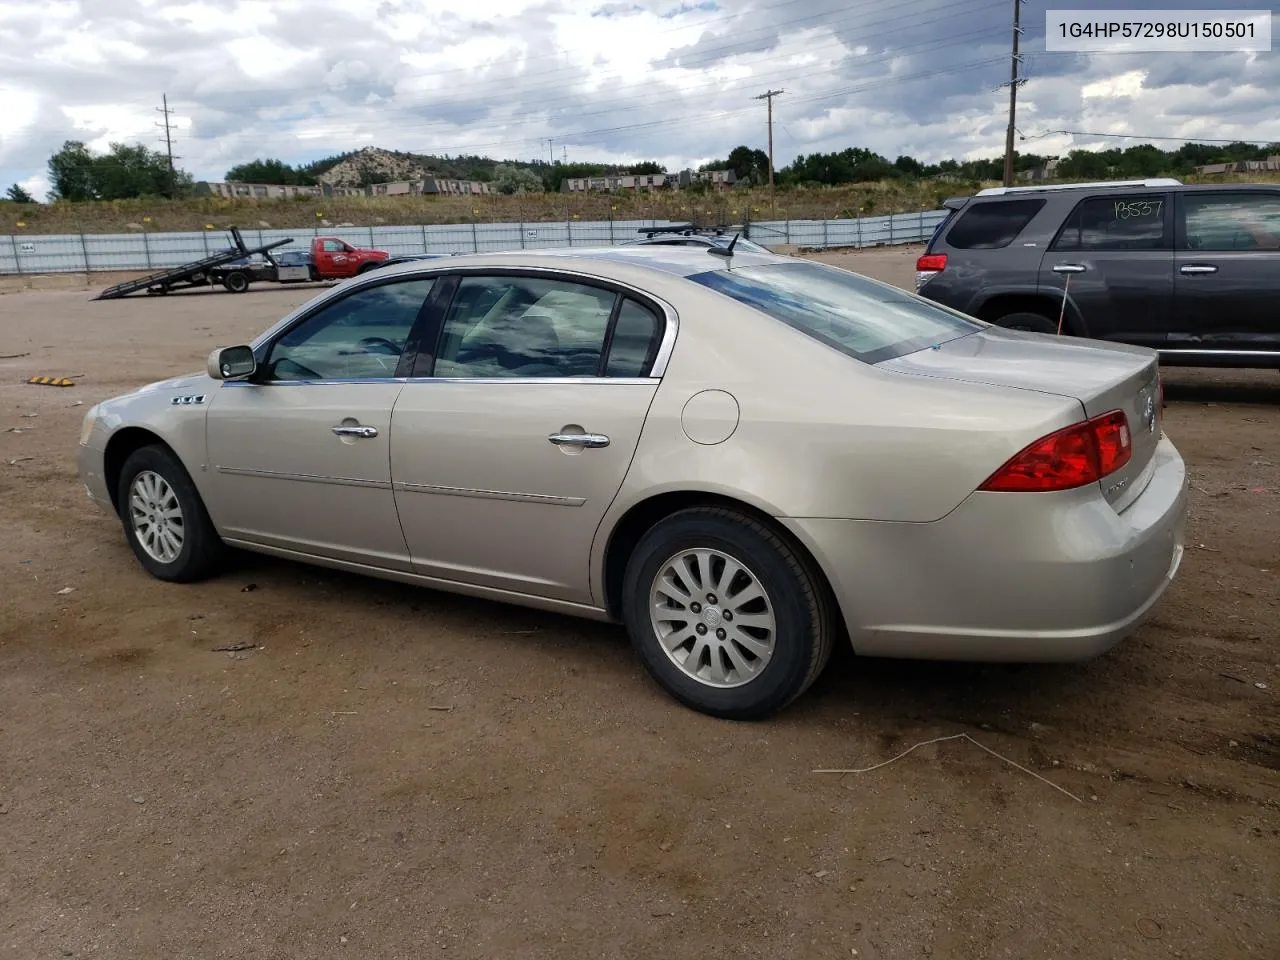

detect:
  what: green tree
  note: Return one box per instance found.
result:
[627,161,665,175]
[726,145,771,185]
[47,140,189,200]
[5,184,36,203]
[225,158,316,185]
[492,164,544,194]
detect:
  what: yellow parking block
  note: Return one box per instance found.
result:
[27,376,76,387]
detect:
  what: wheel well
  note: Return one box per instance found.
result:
[601,491,839,623]
[103,427,170,511]
[978,294,1080,335]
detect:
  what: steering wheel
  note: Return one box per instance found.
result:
[358,337,402,355]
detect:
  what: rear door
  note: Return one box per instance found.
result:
[1173,189,1280,355]
[389,271,668,605]
[1039,192,1177,347]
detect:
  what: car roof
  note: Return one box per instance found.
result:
[365,243,792,281]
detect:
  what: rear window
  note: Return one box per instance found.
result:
[687,261,982,364]
[944,198,1045,249]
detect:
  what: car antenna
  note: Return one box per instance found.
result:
[705,232,740,269]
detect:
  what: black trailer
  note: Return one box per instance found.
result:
[93,227,294,301]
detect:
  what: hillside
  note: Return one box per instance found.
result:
[4,171,1275,237]
[301,147,546,187]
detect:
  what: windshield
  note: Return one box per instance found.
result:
[687,260,983,363]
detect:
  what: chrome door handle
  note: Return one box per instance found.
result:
[332,425,378,438]
[1180,264,1218,275]
[548,432,610,448]
[1052,263,1086,274]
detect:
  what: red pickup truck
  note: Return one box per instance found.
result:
[311,236,389,278]
[210,236,389,292]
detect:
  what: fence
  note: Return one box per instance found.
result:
[0,210,948,275]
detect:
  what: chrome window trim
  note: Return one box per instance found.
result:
[248,262,681,378]
[223,377,660,387]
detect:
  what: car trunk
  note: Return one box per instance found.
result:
[878,328,1162,508]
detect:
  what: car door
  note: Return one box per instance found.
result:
[203,275,440,568]
[389,270,668,605]
[1039,192,1177,347]
[316,239,356,277]
[1174,189,1280,355]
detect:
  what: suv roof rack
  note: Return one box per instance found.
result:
[975,178,1182,197]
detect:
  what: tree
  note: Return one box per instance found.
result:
[726,145,771,185]
[627,161,665,175]
[5,184,36,203]
[491,164,544,194]
[47,139,190,201]
[225,158,316,185]
[893,155,924,177]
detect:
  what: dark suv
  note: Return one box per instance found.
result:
[915,179,1280,368]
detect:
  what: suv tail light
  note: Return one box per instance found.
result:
[979,410,1132,492]
[914,253,947,291]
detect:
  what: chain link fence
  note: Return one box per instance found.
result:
[0,211,948,275]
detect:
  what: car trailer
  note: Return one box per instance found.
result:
[92,226,293,301]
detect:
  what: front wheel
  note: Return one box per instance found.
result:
[621,507,836,720]
[116,445,226,582]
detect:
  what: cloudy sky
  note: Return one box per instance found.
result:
[1,0,1275,197]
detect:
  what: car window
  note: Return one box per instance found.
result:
[1183,192,1280,251]
[265,278,436,381]
[943,199,1044,249]
[688,260,981,364]
[322,240,344,252]
[1053,195,1169,251]
[433,276,620,378]
[605,298,662,376]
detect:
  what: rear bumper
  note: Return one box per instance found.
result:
[781,434,1188,662]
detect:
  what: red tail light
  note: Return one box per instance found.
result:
[916,253,948,272]
[979,410,1132,492]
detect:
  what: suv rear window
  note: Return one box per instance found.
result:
[687,261,982,364]
[943,199,1045,249]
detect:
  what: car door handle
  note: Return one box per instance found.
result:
[1052,263,1086,274]
[1180,264,1218,275]
[332,425,378,438]
[548,432,610,448]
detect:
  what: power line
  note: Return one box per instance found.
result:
[1034,130,1280,145]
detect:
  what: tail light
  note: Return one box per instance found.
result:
[914,253,947,291]
[979,410,1132,492]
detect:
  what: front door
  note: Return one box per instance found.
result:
[204,276,439,567]
[316,239,358,278]
[1038,191,1177,348]
[390,272,667,604]
[1174,189,1280,355]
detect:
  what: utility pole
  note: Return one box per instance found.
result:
[548,139,555,165]
[1001,0,1026,187]
[155,93,178,197]
[754,88,783,217]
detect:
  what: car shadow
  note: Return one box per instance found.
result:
[224,550,1111,734]
[1161,369,1280,406]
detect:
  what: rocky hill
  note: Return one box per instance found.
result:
[309,147,433,187]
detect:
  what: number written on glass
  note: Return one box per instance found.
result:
[1113,200,1164,220]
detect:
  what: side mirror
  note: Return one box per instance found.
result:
[208,345,257,381]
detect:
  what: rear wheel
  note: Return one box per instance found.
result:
[222,270,250,293]
[621,507,835,720]
[116,445,225,582]
[993,310,1057,334]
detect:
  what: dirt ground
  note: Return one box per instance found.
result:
[1,249,1276,960]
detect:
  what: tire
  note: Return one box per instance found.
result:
[621,506,836,720]
[115,444,226,582]
[993,310,1057,334]
[222,270,250,293]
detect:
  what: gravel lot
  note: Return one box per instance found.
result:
[1,248,1276,960]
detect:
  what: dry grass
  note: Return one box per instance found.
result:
[3,171,1275,235]
[2,182,967,235]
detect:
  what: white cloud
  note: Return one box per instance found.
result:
[0,0,1274,194]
